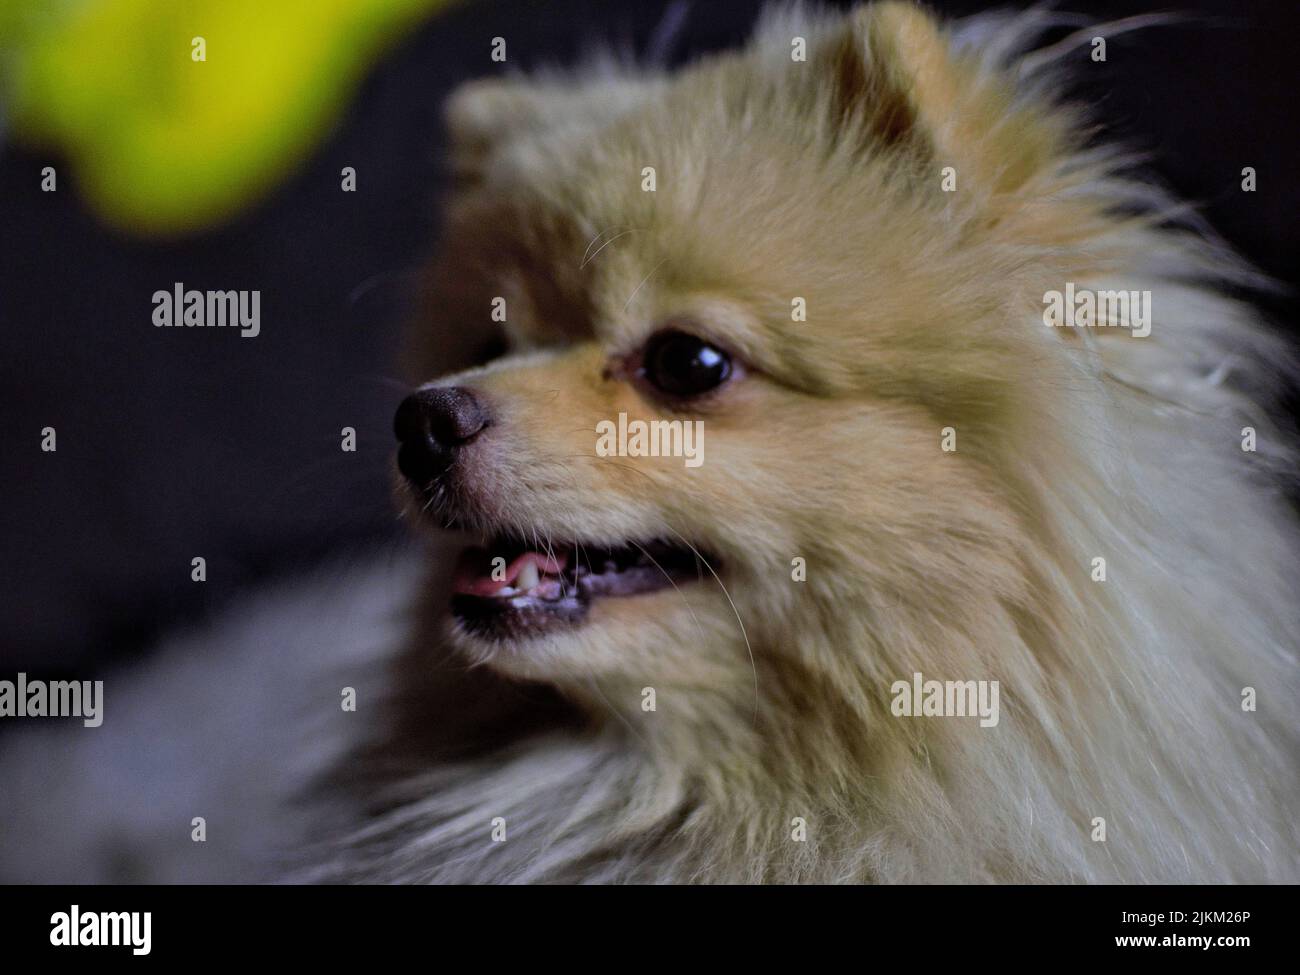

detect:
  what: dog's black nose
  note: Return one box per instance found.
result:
[393,386,489,486]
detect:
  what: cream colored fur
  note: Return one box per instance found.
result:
[307,2,1300,883]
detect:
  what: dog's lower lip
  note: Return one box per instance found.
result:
[451,589,588,639]
[449,537,710,638]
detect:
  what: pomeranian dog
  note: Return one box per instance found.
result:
[2,1,1294,886]
[299,1,1300,883]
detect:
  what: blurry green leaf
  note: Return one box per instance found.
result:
[1,0,452,235]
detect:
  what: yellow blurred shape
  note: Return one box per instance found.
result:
[1,0,451,235]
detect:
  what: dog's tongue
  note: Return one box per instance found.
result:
[452,547,568,596]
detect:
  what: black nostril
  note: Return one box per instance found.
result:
[392,395,427,445]
[393,386,490,486]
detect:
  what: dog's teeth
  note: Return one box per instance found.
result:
[517,562,540,591]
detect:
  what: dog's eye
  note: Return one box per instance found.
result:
[639,330,733,398]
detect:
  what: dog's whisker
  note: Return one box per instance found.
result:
[347,266,422,306]
[661,525,759,726]
[579,227,643,269]
[623,257,668,312]
[628,539,709,649]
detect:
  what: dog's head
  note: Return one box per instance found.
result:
[395,3,1104,718]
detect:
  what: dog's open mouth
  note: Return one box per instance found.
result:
[450,536,709,638]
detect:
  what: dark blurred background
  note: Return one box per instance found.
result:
[2,0,1297,677]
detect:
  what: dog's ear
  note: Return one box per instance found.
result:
[445,76,653,183]
[815,2,1057,196]
[444,79,547,181]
